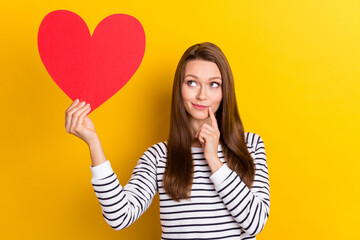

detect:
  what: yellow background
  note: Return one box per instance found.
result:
[1,0,359,239]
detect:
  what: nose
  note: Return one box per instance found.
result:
[196,86,207,100]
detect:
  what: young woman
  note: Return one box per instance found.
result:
[65,42,270,239]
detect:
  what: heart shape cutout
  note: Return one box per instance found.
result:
[38,10,146,113]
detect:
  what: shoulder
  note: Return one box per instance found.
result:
[137,141,167,167]
[245,132,267,169]
[145,141,168,159]
[245,132,265,150]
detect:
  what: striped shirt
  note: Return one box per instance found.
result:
[90,132,270,239]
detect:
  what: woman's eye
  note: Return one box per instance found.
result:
[210,82,220,88]
[186,80,197,86]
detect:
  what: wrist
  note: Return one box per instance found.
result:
[87,136,100,148]
[206,156,223,174]
[87,136,106,167]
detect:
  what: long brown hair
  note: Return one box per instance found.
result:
[164,42,255,201]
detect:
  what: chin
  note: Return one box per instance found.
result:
[189,112,209,121]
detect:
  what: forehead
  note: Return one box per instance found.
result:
[184,59,221,78]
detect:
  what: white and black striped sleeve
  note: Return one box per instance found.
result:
[90,144,161,230]
[209,135,270,236]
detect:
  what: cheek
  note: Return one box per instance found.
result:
[210,91,222,113]
[181,87,192,112]
[181,87,186,100]
[181,87,188,103]
[181,86,194,103]
[212,91,223,105]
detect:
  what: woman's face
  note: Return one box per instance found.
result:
[181,59,223,122]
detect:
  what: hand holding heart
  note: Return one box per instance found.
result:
[65,100,98,146]
[195,107,223,172]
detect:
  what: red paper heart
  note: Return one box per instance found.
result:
[38,10,146,113]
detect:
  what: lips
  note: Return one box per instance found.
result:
[192,103,208,110]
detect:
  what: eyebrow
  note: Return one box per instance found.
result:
[185,74,222,80]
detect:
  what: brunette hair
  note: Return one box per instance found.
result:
[164,42,255,201]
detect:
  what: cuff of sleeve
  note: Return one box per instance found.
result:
[90,160,113,180]
[209,163,233,187]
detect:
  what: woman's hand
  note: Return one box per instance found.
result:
[195,106,223,173]
[65,99,98,146]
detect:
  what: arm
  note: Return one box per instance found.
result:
[90,143,163,230]
[65,100,159,229]
[210,134,270,235]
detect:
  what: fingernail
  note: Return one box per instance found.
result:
[75,99,79,103]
